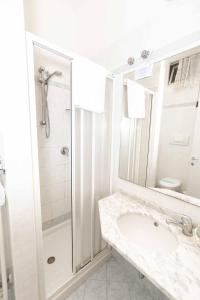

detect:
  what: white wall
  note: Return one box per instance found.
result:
[0,1,39,299]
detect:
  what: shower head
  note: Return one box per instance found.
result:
[38,66,45,73]
[46,70,62,82]
[38,66,62,84]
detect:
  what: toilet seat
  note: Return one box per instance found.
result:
[159,177,181,191]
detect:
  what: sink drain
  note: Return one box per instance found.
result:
[47,256,55,264]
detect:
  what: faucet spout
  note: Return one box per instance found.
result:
[166,214,193,237]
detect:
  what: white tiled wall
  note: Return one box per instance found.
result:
[34,47,71,227]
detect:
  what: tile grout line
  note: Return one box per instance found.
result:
[82,280,87,300]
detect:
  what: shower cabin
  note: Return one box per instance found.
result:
[26,34,113,299]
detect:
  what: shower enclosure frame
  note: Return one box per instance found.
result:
[26,32,75,300]
[26,32,114,300]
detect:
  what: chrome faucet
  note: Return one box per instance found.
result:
[166,214,193,237]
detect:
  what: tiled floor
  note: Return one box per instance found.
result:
[66,256,169,300]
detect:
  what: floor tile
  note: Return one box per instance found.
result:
[66,256,169,300]
[107,257,129,282]
[88,264,107,281]
[84,279,107,300]
[130,282,154,300]
[108,281,130,300]
[66,284,85,300]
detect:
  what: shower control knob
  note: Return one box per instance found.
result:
[60,146,69,156]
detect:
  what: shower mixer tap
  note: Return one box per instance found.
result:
[60,146,69,156]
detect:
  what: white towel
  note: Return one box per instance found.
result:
[73,57,106,113]
[127,79,145,119]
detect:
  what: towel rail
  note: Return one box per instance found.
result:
[123,80,155,95]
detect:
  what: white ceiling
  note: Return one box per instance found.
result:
[60,0,181,55]
[62,0,199,53]
[24,0,200,69]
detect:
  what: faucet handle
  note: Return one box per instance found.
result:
[179,214,192,224]
[166,218,178,225]
[180,214,193,236]
[167,214,191,225]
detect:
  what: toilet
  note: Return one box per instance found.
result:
[159,177,181,192]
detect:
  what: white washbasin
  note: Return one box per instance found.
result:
[117,213,178,256]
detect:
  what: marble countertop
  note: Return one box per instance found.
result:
[99,192,200,300]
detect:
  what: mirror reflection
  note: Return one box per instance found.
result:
[119,46,200,199]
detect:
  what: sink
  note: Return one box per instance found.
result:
[117,213,178,256]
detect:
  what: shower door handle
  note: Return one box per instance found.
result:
[60,146,69,157]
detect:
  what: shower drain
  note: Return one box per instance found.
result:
[47,256,55,264]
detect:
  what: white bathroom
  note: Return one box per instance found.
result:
[0,1,200,300]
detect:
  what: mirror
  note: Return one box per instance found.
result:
[119,45,200,200]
